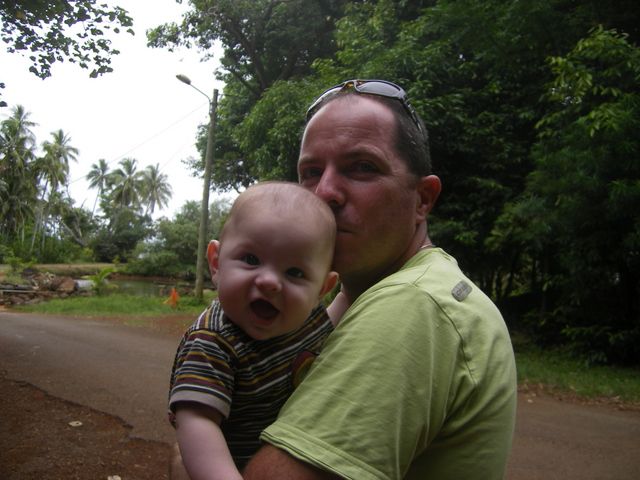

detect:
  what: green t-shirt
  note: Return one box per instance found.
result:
[261,248,517,479]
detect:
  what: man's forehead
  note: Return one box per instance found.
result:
[303,97,393,141]
[310,93,391,119]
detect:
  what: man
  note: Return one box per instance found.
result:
[242,80,517,479]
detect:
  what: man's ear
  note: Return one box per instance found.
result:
[207,240,221,280]
[416,175,441,220]
[319,271,339,298]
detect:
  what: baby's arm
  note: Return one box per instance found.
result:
[326,291,350,326]
[174,403,242,480]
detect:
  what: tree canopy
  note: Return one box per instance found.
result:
[0,0,133,106]
[148,0,640,364]
[148,0,351,190]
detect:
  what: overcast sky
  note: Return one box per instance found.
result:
[1,0,231,219]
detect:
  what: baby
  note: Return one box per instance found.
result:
[168,181,340,480]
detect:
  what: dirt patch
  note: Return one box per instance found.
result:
[0,370,171,480]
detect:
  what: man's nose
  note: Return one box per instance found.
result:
[313,168,345,207]
[255,270,282,292]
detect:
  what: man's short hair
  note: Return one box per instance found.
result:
[305,87,432,176]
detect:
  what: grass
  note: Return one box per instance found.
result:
[13,292,640,406]
[514,341,640,405]
[16,291,217,317]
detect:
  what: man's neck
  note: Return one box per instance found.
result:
[341,230,432,303]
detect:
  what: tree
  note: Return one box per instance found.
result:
[139,163,172,215]
[146,1,640,362]
[237,0,640,297]
[148,0,346,96]
[58,202,97,250]
[0,0,134,107]
[91,206,152,262]
[1,106,92,261]
[38,129,78,193]
[0,105,37,239]
[106,157,143,209]
[127,198,231,278]
[496,28,640,364]
[30,129,79,254]
[148,0,350,191]
[86,158,110,216]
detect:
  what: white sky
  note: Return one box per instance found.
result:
[1,0,233,219]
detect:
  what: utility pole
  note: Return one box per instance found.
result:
[176,74,218,301]
[194,88,218,300]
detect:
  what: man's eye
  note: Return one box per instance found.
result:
[300,166,322,181]
[241,254,260,266]
[352,162,378,174]
[286,267,305,279]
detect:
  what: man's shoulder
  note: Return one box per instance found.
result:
[373,248,466,297]
[363,248,503,326]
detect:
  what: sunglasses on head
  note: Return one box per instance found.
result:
[306,79,423,133]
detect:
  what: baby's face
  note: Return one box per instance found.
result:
[215,210,333,340]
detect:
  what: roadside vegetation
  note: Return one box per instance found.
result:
[14,291,216,317]
[514,341,640,406]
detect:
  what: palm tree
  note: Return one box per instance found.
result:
[140,163,172,215]
[87,158,110,217]
[0,105,38,239]
[30,129,79,252]
[38,129,79,193]
[107,157,143,209]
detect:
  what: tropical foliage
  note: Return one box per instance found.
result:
[149,0,640,364]
[0,0,133,106]
[0,106,176,264]
[126,198,230,278]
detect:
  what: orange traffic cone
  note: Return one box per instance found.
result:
[164,287,180,309]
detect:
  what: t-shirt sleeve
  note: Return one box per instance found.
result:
[260,282,465,480]
[168,326,236,419]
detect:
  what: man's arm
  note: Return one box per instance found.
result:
[242,444,340,480]
[175,404,243,480]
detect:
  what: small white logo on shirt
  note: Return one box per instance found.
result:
[451,281,472,302]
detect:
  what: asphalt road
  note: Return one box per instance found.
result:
[0,310,177,444]
[1,310,639,479]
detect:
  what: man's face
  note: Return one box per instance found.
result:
[298,96,425,289]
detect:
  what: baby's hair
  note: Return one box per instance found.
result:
[221,181,336,255]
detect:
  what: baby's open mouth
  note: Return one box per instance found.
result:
[250,299,279,319]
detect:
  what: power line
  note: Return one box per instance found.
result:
[68,102,208,185]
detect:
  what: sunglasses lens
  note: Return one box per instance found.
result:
[307,80,420,133]
[307,86,341,116]
[356,81,404,99]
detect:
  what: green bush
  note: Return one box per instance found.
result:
[125,249,184,277]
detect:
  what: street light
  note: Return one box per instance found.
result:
[176,74,219,301]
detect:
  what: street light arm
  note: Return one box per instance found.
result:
[176,73,211,105]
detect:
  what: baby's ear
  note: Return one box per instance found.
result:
[207,240,221,284]
[320,271,339,298]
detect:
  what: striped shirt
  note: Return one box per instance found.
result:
[168,300,333,467]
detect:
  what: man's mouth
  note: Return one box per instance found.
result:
[250,299,279,319]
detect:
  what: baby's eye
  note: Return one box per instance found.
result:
[286,267,305,279]
[241,254,260,266]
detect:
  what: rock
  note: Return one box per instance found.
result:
[56,277,77,293]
